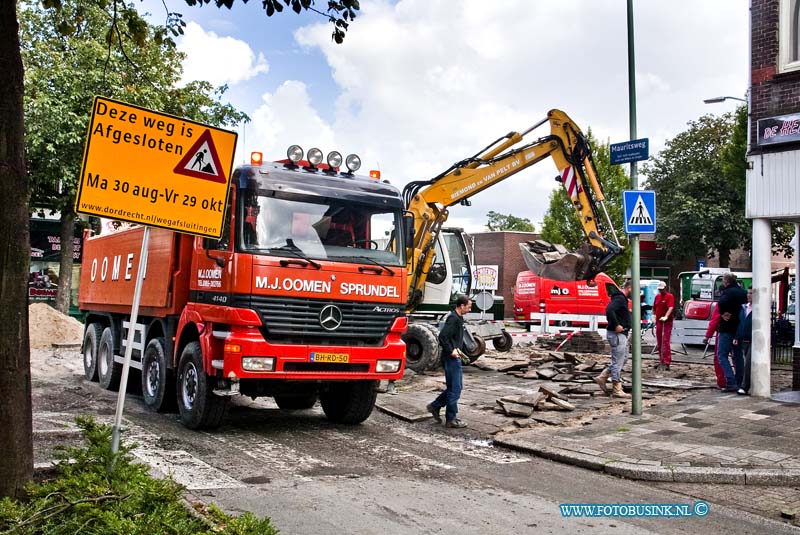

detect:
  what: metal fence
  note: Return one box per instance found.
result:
[771,314,795,365]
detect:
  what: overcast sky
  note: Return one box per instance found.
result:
[143,0,748,233]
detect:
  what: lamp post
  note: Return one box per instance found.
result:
[703,96,747,104]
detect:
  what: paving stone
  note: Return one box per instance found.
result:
[739,412,772,421]
[753,408,782,416]
[753,450,794,462]
[652,429,681,437]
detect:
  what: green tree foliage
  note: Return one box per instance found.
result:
[0,417,278,534]
[185,0,359,43]
[485,210,535,232]
[540,131,630,283]
[642,112,747,266]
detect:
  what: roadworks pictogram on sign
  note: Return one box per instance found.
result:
[173,129,227,183]
[628,195,654,226]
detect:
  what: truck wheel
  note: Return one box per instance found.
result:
[82,323,103,381]
[401,323,438,373]
[320,381,378,424]
[97,327,122,391]
[492,331,514,352]
[177,342,228,430]
[461,334,486,363]
[423,323,443,371]
[141,338,176,413]
[275,393,318,410]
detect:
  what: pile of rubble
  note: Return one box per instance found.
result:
[481,332,608,384]
[480,332,618,422]
[533,330,608,353]
[495,385,576,417]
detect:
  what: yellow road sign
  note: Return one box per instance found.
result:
[75,97,237,238]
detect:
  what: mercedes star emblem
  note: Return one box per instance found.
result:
[319,304,343,331]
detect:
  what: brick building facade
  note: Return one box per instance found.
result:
[472,231,536,318]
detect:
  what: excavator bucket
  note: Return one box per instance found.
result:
[518,240,597,282]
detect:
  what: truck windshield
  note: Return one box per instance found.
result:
[239,191,405,266]
[690,278,716,300]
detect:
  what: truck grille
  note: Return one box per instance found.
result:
[231,295,401,346]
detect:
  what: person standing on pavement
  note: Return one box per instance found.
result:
[653,281,675,370]
[734,288,753,395]
[704,305,729,389]
[595,280,632,399]
[427,295,472,428]
[713,273,748,392]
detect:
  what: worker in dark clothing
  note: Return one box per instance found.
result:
[716,273,748,392]
[595,280,632,399]
[427,294,472,428]
[734,288,753,395]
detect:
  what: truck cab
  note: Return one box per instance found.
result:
[80,147,410,429]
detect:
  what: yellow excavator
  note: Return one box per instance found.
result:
[403,109,623,313]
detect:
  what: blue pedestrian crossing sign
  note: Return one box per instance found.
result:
[623,190,656,234]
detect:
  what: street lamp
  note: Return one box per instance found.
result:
[703,96,747,104]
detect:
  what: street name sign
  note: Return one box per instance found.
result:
[623,190,657,234]
[75,97,237,238]
[610,138,649,165]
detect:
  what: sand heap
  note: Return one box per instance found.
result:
[29,302,84,349]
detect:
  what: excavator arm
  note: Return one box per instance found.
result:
[403,109,623,312]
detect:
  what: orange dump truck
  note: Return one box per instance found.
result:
[79,148,409,429]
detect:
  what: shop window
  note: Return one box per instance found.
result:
[779,0,800,73]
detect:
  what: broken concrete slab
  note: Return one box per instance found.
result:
[375,398,434,422]
[539,385,568,401]
[549,397,576,411]
[536,368,559,380]
[496,400,534,417]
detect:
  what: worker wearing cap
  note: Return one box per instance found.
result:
[652,281,675,370]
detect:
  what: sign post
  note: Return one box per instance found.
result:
[472,265,499,319]
[75,97,236,457]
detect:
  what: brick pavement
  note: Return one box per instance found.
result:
[495,389,800,485]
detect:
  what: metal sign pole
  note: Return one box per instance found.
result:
[111,226,151,457]
[627,0,642,416]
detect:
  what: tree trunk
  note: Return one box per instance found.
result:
[718,248,731,269]
[0,0,34,499]
[55,209,75,315]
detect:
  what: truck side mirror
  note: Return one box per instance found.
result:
[202,238,226,268]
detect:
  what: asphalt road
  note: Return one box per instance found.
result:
[34,369,800,535]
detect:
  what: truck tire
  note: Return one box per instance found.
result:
[402,323,438,373]
[461,334,486,363]
[141,338,176,413]
[492,331,514,352]
[177,342,228,430]
[97,327,122,391]
[82,323,103,381]
[320,381,378,424]
[423,323,443,371]
[177,342,229,429]
[275,393,318,410]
